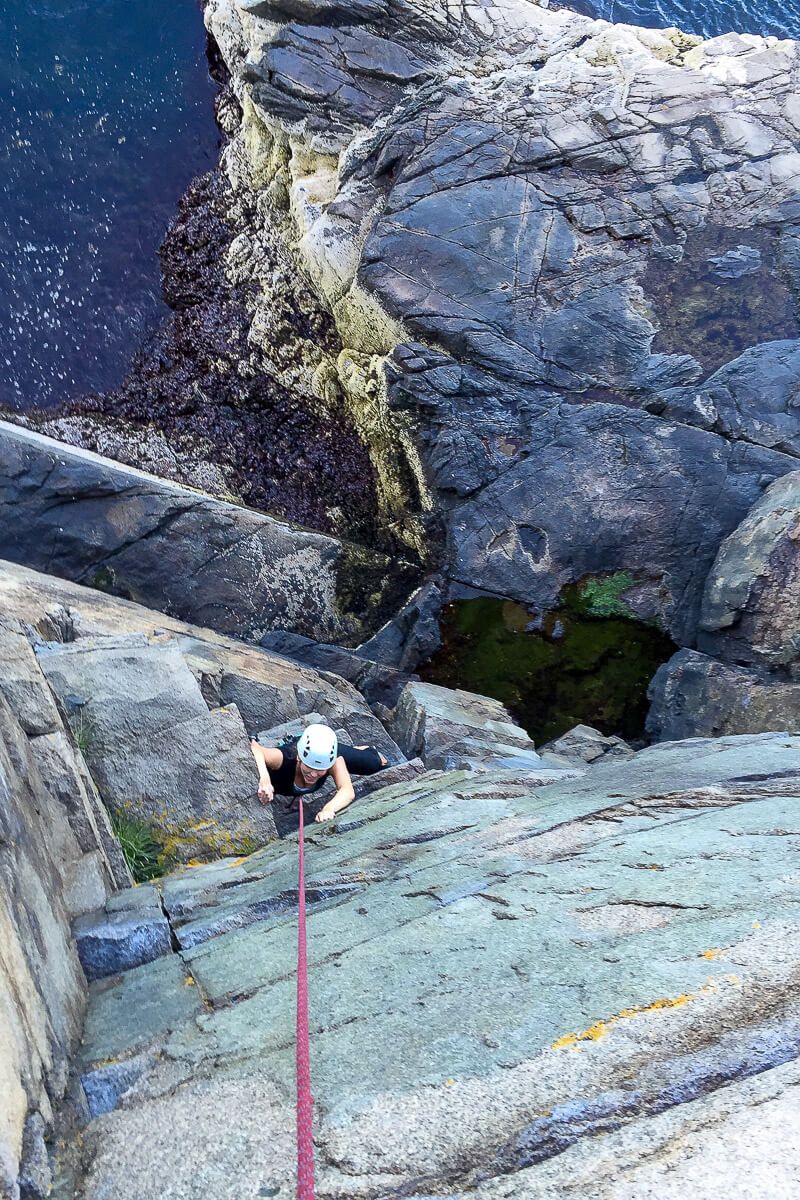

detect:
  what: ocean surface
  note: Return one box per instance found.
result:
[0,0,218,409]
[583,0,800,39]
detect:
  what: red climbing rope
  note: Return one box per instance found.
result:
[296,798,316,1199]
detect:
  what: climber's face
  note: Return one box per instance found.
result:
[298,762,326,786]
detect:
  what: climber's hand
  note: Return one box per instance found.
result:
[258,777,274,804]
[314,803,336,823]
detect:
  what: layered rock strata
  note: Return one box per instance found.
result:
[0,621,129,1199]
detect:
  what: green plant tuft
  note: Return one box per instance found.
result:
[577,572,636,619]
[110,813,163,883]
[70,709,94,756]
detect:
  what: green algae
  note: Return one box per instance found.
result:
[420,589,676,744]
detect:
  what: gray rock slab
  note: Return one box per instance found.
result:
[26,729,131,889]
[80,954,202,1067]
[74,906,172,981]
[647,649,800,740]
[0,621,61,736]
[0,421,414,645]
[65,733,800,1199]
[36,635,209,749]
[0,693,87,1196]
[63,851,109,918]
[456,1057,800,1198]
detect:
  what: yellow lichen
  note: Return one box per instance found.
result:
[552,992,698,1050]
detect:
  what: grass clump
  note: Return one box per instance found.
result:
[110,812,163,883]
[69,709,95,756]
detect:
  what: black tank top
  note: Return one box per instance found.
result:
[269,745,329,798]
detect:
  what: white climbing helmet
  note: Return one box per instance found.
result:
[297,723,338,772]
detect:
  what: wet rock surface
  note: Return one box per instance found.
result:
[59,732,800,1199]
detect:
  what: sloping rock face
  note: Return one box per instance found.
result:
[0,624,131,1199]
[2,558,547,860]
[0,421,417,646]
[61,732,800,1198]
[200,0,800,670]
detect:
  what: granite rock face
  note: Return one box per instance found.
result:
[59,732,800,1199]
[0,683,116,1200]
[0,421,417,647]
[199,0,800,668]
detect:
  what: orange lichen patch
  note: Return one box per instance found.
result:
[551,992,696,1050]
[701,948,723,960]
[184,975,196,988]
[752,921,762,929]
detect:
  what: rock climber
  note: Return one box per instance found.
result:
[249,722,388,833]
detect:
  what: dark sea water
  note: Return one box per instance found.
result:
[582,0,800,40]
[0,0,219,409]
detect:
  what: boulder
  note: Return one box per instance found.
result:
[647,649,800,741]
[0,421,415,646]
[388,679,541,770]
[699,471,800,672]
[542,724,635,764]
